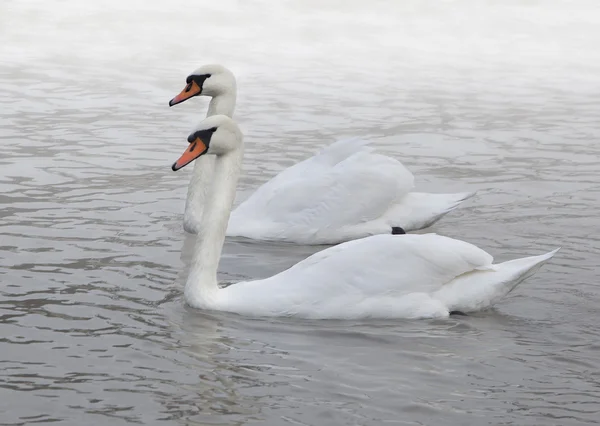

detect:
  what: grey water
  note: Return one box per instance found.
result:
[1,0,600,424]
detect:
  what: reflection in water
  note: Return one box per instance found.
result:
[1,0,600,424]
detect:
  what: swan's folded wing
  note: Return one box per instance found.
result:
[286,233,494,294]
[240,152,415,230]
[236,138,373,213]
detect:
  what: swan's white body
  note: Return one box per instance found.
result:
[227,137,474,244]
[177,115,559,320]
[173,64,475,244]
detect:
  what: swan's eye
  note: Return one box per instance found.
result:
[210,127,218,133]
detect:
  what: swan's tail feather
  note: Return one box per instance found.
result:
[434,248,560,313]
[387,191,477,231]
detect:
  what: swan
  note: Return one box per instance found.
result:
[170,114,559,319]
[169,64,477,245]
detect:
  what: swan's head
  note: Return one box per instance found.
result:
[168,64,236,107]
[171,115,243,171]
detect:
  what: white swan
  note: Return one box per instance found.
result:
[169,64,476,244]
[171,114,559,319]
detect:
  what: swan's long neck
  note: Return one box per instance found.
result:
[184,146,243,308]
[183,88,237,233]
[183,159,214,234]
[207,88,236,117]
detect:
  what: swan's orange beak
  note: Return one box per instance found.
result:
[169,81,202,107]
[172,137,208,171]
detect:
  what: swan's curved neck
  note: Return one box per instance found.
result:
[184,147,243,308]
[207,88,237,118]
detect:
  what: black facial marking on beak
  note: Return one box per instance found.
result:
[184,74,210,92]
[186,73,211,84]
[187,127,217,149]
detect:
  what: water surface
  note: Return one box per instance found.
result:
[1,0,600,424]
